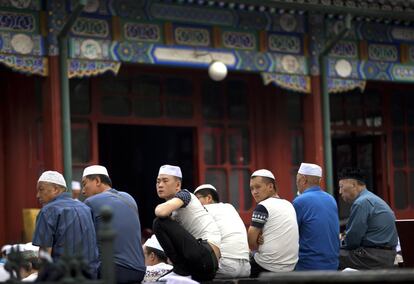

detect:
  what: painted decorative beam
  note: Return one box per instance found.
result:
[199,0,414,22]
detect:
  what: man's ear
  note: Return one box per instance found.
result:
[207,194,213,203]
[175,179,181,189]
[95,176,102,186]
[149,251,156,261]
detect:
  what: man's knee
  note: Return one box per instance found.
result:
[153,217,173,233]
[152,217,161,233]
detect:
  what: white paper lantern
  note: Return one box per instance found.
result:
[208,61,228,81]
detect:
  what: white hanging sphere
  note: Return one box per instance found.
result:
[208,61,228,81]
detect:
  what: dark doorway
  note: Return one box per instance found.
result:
[332,135,383,222]
[98,124,196,231]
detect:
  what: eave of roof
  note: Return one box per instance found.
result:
[168,0,414,23]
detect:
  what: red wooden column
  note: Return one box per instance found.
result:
[254,84,294,201]
[42,56,63,172]
[2,71,39,242]
[303,76,325,169]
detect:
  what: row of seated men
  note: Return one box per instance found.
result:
[11,162,397,283]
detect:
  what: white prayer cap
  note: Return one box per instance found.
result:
[38,171,67,188]
[82,165,109,178]
[251,169,275,180]
[24,242,39,252]
[1,244,11,255]
[72,181,81,191]
[158,165,182,178]
[144,235,164,252]
[194,184,216,195]
[298,163,322,177]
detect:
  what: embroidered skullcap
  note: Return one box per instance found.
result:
[71,181,81,191]
[144,235,164,252]
[194,184,216,195]
[83,165,109,178]
[158,165,182,178]
[251,169,275,180]
[298,163,323,177]
[38,171,67,188]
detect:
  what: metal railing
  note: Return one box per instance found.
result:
[4,206,115,284]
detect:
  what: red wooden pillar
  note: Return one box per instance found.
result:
[273,94,295,201]
[2,71,39,242]
[303,76,325,169]
[254,84,294,201]
[42,56,63,172]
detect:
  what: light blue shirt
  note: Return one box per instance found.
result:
[85,189,145,273]
[343,189,398,250]
[33,193,99,277]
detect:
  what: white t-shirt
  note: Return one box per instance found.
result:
[0,265,10,282]
[204,203,249,260]
[172,190,221,248]
[143,262,173,282]
[252,197,299,272]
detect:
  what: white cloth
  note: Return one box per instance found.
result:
[172,193,221,248]
[22,272,38,282]
[158,273,198,284]
[204,203,250,278]
[143,262,173,282]
[215,258,250,279]
[254,198,299,272]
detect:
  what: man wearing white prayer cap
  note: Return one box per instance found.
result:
[153,164,221,281]
[71,181,81,200]
[248,169,299,277]
[142,235,172,282]
[194,184,250,278]
[81,165,146,283]
[293,162,339,270]
[32,171,99,278]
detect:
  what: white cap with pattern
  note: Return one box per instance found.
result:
[194,184,216,195]
[158,165,182,178]
[298,163,322,177]
[144,235,164,252]
[71,181,81,191]
[38,171,67,187]
[251,169,275,180]
[82,165,109,178]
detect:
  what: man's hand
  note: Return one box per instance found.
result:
[248,226,263,250]
[257,233,264,245]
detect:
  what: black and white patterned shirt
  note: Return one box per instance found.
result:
[251,204,269,228]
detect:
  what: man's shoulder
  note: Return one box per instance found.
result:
[116,190,136,202]
[207,202,237,213]
[354,191,374,204]
[260,197,292,209]
[293,193,308,203]
[84,192,108,206]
